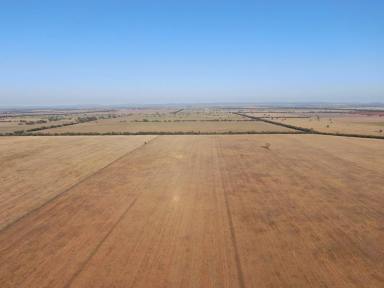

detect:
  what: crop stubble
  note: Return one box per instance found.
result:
[0,135,383,287]
[0,136,153,230]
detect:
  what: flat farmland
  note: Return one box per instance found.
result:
[36,118,295,134]
[118,109,247,121]
[0,136,153,230]
[0,135,383,287]
[271,115,384,136]
[0,117,74,133]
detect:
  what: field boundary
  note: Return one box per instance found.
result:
[10,116,102,134]
[0,131,305,136]
[233,112,313,132]
[1,130,384,139]
[235,112,384,140]
[172,108,184,114]
[1,117,383,139]
[0,136,158,233]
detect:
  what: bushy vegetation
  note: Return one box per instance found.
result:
[28,130,305,136]
[48,115,65,121]
[12,114,100,134]
[77,116,98,123]
[19,119,48,125]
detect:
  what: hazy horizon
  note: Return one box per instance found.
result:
[1,1,383,106]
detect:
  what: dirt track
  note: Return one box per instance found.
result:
[0,135,383,287]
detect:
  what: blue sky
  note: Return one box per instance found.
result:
[1,0,383,105]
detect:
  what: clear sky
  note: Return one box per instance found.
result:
[1,0,383,106]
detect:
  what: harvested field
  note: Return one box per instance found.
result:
[36,119,295,134]
[0,136,153,230]
[0,118,74,133]
[116,109,246,121]
[271,115,384,136]
[0,135,383,287]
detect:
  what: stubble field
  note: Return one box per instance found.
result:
[0,134,383,287]
[0,136,153,230]
[272,115,384,136]
[38,119,294,134]
[242,109,384,136]
[0,117,74,133]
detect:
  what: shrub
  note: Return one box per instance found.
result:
[261,143,271,150]
[77,116,97,123]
